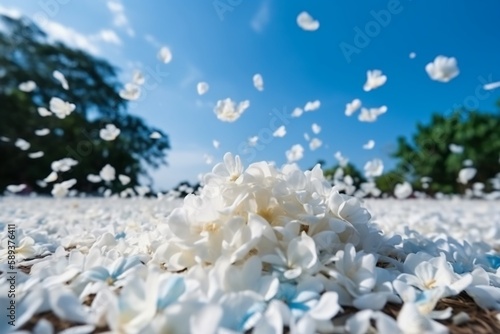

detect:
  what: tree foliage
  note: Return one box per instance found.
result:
[0,14,170,193]
[392,107,500,194]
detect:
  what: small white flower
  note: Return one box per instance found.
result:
[50,97,75,119]
[311,123,321,134]
[150,131,162,139]
[87,174,102,183]
[397,253,472,297]
[51,158,78,172]
[304,100,320,112]
[364,159,384,178]
[394,182,412,199]
[286,144,304,162]
[273,125,286,138]
[119,83,141,101]
[449,143,464,154]
[119,174,131,185]
[132,70,145,85]
[248,136,259,146]
[263,232,320,280]
[345,98,362,116]
[99,124,121,141]
[135,185,150,197]
[197,81,209,95]
[297,11,319,31]
[18,80,37,92]
[0,236,36,260]
[291,107,303,118]
[100,164,116,182]
[309,138,322,151]
[158,46,173,63]
[358,105,387,122]
[253,73,264,91]
[363,70,387,92]
[483,81,500,91]
[28,151,44,159]
[34,128,50,136]
[51,179,77,198]
[15,138,30,151]
[53,70,69,90]
[425,55,459,82]
[37,107,52,117]
[362,140,375,150]
[458,167,476,184]
[44,171,58,183]
[334,151,349,167]
[7,184,26,193]
[214,98,250,122]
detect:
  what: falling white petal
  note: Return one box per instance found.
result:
[345,99,362,116]
[394,182,413,199]
[304,100,320,112]
[150,131,162,139]
[99,124,121,141]
[363,140,375,150]
[7,184,26,193]
[286,144,304,162]
[197,82,209,95]
[35,128,50,136]
[213,98,250,122]
[425,55,459,82]
[272,125,286,138]
[311,123,321,134]
[158,46,173,63]
[363,70,387,92]
[18,80,37,92]
[297,11,319,31]
[309,138,322,151]
[291,107,303,118]
[53,70,69,90]
[483,81,500,91]
[253,73,264,91]
[28,151,44,159]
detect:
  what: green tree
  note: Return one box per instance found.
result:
[323,162,366,187]
[0,14,170,193]
[392,107,500,194]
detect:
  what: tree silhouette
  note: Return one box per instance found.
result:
[0,14,170,194]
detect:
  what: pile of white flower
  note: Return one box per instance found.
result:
[1,153,500,333]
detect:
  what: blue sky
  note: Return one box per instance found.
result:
[1,0,500,189]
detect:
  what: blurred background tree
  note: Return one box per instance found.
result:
[391,107,500,195]
[0,14,170,194]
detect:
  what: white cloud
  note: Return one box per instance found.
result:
[250,1,270,33]
[97,29,122,45]
[106,0,134,36]
[0,5,21,19]
[33,16,100,54]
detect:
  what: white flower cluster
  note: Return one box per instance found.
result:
[1,154,500,333]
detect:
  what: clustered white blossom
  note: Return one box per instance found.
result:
[2,154,500,333]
